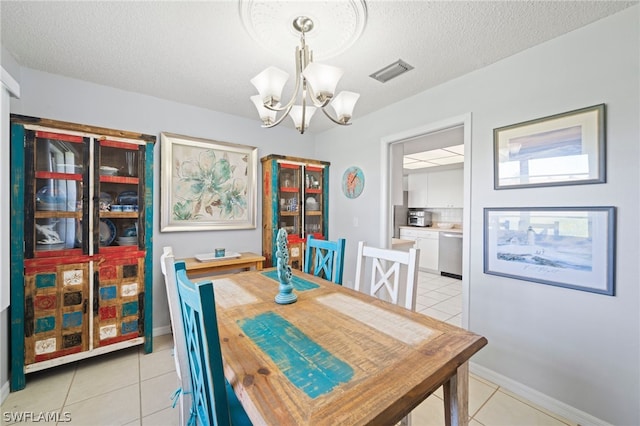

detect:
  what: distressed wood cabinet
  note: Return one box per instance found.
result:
[10,115,155,391]
[261,154,329,270]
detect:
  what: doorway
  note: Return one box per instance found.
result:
[380,113,472,329]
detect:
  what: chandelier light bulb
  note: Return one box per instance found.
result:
[290,105,317,132]
[329,91,360,124]
[302,63,344,104]
[250,66,289,107]
[250,95,278,125]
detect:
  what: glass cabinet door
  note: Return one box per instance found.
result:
[278,163,301,237]
[303,165,325,238]
[25,130,91,365]
[29,131,88,257]
[96,140,144,250]
[94,140,146,349]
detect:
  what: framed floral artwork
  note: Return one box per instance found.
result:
[160,133,258,232]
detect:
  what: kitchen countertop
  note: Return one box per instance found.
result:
[391,238,416,250]
[399,225,463,233]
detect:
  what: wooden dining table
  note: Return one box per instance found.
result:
[205,268,487,426]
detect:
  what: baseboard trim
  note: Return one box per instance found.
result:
[153,325,172,337]
[1,380,9,406]
[470,362,612,426]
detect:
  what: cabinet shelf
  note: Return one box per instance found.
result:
[100,175,139,185]
[100,212,139,219]
[35,211,82,219]
[35,171,83,180]
[280,186,299,193]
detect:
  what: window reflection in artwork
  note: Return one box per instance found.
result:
[494,104,605,189]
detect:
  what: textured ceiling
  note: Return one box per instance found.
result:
[1,1,636,133]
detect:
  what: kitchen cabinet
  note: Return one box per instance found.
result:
[261,154,329,270]
[426,168,463,208]
[407,173,428,208]
[10,115,155,391]
[399,227,439,272]
[407,169,463,208]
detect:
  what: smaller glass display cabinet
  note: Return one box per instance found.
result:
[261,154,330,269]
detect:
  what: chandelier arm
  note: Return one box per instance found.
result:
[321,107,351,126]
[262,104,295,128]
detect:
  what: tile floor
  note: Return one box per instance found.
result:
[1,271,576,426]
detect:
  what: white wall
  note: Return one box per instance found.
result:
[1,47,21,403]
[315,6,639,426]
[9,68,316,338]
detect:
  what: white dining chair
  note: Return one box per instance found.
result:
[160,246,193,426]
[354,241,420,425]
[354,241,420,311]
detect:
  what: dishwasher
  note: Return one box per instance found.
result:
[438,232,462,279]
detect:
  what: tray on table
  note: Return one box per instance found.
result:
[195,252,242,262]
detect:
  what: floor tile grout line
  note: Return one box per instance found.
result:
[470,386,500,420]
[138,347,143,425]
[494,386,575,425]
[57,362,78,426]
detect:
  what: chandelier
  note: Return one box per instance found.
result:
[250,16,360,134]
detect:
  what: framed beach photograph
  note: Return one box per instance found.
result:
[484,207,615,295]
[494,104,605,189]
[160,133,258,232]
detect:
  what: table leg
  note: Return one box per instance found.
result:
[443,362,469,426]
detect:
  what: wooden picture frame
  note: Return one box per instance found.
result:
[160,132,258,232]
[484,207,615,295]
[494,104,605,189]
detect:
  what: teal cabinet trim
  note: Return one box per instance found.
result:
[10,123,26,391]
[143,142,154,354]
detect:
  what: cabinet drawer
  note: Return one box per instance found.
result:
[399,228,419,238]
[415,229,439,239]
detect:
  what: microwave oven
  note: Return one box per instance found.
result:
[408,210,432,227]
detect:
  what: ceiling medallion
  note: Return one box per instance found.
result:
[239,0,368,60]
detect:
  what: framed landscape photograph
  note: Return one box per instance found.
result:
[494,104,605,189]
[484,207,615,295]
[160,133,258,232]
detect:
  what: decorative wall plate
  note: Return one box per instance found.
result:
[342,166,365,199]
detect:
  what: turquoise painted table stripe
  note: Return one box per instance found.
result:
[238,311,353,399]
[262,270,319,291]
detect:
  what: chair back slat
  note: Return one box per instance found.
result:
[304,235,346,284]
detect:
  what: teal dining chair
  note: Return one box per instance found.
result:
[304,235,346,284]
[174,261,252,426]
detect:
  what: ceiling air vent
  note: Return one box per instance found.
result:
[369,59,414,83]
